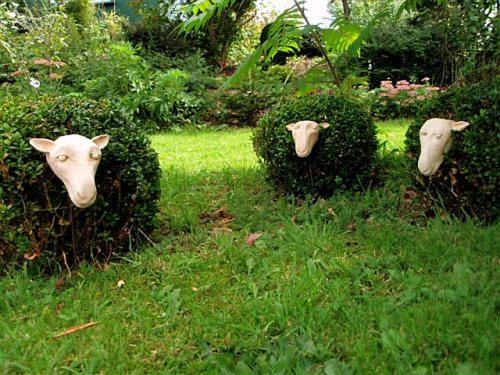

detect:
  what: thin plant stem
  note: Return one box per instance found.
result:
[293,0,340,86]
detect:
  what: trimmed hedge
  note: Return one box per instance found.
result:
[405,78,499,222]
[0,94,161,271]
[253,93,378,197]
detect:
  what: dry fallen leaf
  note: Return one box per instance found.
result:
[246,232,262,246]
[55,278,66,291]
[24,249,41,260]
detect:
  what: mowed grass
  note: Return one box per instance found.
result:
[1,120,499,374]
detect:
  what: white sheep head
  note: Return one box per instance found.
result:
[418,118,470,176]
[30,134,110,208]
[286,121,330,158]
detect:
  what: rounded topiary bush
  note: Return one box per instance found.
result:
[253,93,378,196]
[0,94,161,270]
[405,78,499,222]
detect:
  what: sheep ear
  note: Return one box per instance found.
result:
[92,134,110,149]
[450,121,470,132]
[319,123,330,129]
[29,138,55,153]
[286,123,296,131]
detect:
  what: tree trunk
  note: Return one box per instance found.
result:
[340,0,351,18]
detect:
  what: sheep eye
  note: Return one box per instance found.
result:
[56,155,68,162]
[90,152,101,160]
[420,132,427,136]
[435,134,443,139]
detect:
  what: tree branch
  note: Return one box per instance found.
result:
[293,0,340,86]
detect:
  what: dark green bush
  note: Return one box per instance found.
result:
[0,94,161,271]
[405,78,499,222]
[126,15,206,58]
[254,93,378,196]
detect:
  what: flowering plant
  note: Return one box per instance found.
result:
[369,78,444,119]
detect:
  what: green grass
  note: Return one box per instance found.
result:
[1,120,498,374]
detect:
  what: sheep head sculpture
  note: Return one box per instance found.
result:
[286,121,329,158]
[30,134,109,208]
[417,118,470,176]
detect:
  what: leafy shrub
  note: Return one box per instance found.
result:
[134,69,208,129]
[210,65,291,127]
[0,94,161,271]
[65,0,95,29]
[405,78,499,222]
[75,43,209,130]
[0,2,124,96]
[254,93,378,196]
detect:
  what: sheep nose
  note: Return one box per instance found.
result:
[77,190,96,200]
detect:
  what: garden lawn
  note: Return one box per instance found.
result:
[1,120,498,374]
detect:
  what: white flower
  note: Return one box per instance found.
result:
[29,77,40,89]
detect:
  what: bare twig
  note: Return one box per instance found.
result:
[62,251,71,275]
[53,322,99,339]
[138,227,158,249]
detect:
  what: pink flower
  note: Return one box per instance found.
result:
[49,61,66,68]
[396,80,410,86]
[387,89,399,97]
[33,58,50,66]
[380,81,395,90]
[421,77,430,83]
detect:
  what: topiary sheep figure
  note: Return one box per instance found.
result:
[0,95,161,269]
[253,93,378,197]
[405,78,499,222]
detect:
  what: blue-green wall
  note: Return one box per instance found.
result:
[25,0,159,23]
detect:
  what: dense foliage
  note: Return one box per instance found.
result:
[126,14,207,58]
[0,95,161,270]
[254,93,378,196]
[210,64,293,126]
[0,2,218,131]
[130,0,256,68]
[350,0,499,88]
[405,78,499,222]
